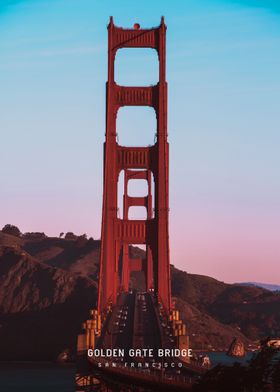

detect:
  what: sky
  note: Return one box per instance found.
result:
[0,0,279,284]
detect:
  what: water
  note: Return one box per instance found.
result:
[0,354,256,391]
[0,363,76,392]
[204,351,255,366]
[0,363,154,392]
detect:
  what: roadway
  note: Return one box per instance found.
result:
[105,291,163,362]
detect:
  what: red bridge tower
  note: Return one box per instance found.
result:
[98,17,171,315]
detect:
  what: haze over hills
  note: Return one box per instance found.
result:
[0,225,279,360]
[237,282,280,292]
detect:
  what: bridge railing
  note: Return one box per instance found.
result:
[89,356,194,386]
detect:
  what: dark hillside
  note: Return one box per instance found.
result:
[0,244,97,360]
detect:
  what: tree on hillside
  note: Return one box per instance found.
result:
[22,232,46,239]
[65,232,77,240]
[1,224,21,237]
[76,234,88,247]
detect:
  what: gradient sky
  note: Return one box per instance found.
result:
[0,0,279,284]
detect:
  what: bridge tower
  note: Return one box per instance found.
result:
[98,17,171,316]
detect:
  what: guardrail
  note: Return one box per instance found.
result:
[88,356,194,389]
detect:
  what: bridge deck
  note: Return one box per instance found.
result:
[86,291,207,390]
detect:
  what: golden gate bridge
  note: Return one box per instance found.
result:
[76,17,208,391]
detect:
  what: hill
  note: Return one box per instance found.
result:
[0,242,97,360]
[0,228,279,359]
[171,265,280,343]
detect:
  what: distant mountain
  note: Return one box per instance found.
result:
[1,227,280,360]
[238,282,280,292]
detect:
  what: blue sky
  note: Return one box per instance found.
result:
[0,0,279,283]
